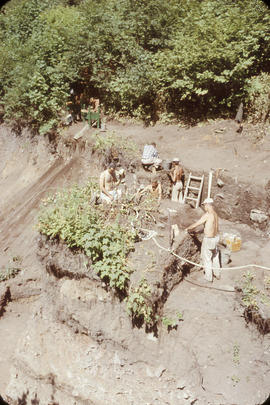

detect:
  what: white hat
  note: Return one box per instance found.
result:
[172,157,180,162]
[202,197,214,205]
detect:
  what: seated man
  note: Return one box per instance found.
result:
[169,157,184,203]
[141,142,162,170]
[100,163,121,203]
[136,178,162,204]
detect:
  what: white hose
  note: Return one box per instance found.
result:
[151,237,270,272]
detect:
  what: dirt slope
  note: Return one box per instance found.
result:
[0,120,270,405]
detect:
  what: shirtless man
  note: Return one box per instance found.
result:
[170,158,184,202]
[185,197,220,282]
[100,163,121,203]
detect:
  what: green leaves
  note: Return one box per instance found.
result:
[1,0,269,128]
[38,182,135,292]
[126,278,154,326]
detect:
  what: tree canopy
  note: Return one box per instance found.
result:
[0,0,269,132]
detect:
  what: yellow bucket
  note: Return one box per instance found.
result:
[225,235,241,252]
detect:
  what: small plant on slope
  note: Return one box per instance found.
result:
[126,278,154,326]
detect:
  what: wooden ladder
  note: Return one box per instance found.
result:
[183,173,204,208]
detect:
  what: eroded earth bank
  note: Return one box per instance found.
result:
[0,119,270,405]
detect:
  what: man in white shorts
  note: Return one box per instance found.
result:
[185,198,220,282]
[99,163,121,203]
[169,158,184,203]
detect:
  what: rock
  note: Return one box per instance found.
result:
[183,391,190,399]
[216,178,224,187]
[250,209,268,224]
[177,380,186,389]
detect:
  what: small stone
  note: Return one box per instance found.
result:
[146,333,158,342]
[177,381,186,390]
[217,178,224,187]
[250,209,268,224]
[183,392,190,399]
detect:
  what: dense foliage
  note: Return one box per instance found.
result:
[0,0,269,131]
[38,181,159,326]
[38,182,135,292]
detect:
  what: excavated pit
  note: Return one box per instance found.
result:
[1,121,270,405]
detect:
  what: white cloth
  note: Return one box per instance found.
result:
[100,189,121,204]
[171,181,183,202]
[142,144,158,160]
[141,157,162,167]
[201,235,220,282]
[141,144,162,168]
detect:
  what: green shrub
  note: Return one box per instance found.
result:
[245,73,270,123]
[1,0,270,130]
[38,182,135,292]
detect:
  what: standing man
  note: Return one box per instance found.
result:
[100,163,121,203]
[185,198,220,282]
[170,158,184,202]
[235,102,243,133]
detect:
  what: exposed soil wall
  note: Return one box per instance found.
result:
[1,120,270,405]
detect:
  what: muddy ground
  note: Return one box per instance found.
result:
[0,118,270,405]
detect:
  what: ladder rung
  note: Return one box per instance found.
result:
[185,197,198,201]
[190,176,203,181]
[188,186,200,191]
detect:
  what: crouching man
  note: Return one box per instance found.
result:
[136,178,162,204]
[100,163,121,203]
[185,198,221,282]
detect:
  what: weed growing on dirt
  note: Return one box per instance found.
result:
[240,271,270,309]
[38,182,136,292]
[232,343,240,365]
[241,272,259,309]
[231,375,240,386]
[126,278,154,326]
[162,311,183,331]
[0,257,22,282]
[0,267,21,282]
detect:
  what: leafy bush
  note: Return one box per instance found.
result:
[38,182,136,292]
[245,73,270,123]
[1,0,270,130]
